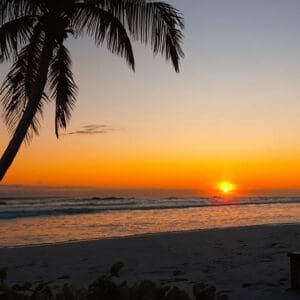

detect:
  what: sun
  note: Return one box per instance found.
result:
[219,181,235,194]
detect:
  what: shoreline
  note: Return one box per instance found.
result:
[2,199,300,221]
[1,223,300,299]
[1,221,299,250]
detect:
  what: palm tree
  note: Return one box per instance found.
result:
[0,0,184,181]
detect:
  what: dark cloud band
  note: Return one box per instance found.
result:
[64,124,119,136]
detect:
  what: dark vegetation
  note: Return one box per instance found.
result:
[0,0,185,180]
[0,263,228,300]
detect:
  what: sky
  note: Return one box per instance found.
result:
[2,0,300,195]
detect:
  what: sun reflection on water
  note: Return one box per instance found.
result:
[1,202,300,247]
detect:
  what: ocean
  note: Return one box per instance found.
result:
[1,196,300,247]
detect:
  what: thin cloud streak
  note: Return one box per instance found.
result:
[63,124,120,136]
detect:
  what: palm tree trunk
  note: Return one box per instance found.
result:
[0,34,55,181]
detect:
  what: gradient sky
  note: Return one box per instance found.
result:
[2,0,300,195]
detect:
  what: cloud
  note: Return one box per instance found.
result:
[63,124,120,136]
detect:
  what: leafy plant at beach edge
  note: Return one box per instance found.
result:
[0,263,228,300]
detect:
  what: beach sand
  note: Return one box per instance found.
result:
[1,224,300,299]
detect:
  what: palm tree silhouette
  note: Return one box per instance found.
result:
[0,0,184,180]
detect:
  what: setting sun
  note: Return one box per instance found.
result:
[219,181,235,194]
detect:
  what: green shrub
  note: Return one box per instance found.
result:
[110,262,125,278]
[0,264,228,300]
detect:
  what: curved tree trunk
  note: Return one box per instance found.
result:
[0,34,55,181]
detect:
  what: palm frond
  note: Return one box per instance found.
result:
[0,15,37,62]
[86,0,184,72]
[49,44,78,137]
[72,4,135,70]
[0,28,46,142]
[0,0,44,25]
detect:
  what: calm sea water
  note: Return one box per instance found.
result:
[1,196,300,247]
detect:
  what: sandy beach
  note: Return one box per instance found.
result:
[1,224,300,299]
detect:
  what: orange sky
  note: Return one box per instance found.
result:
[3,127,300,195]
[2,1,300,196]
